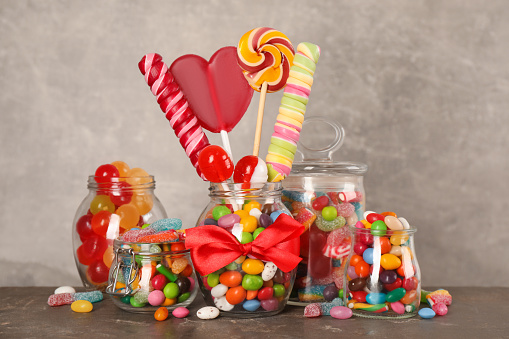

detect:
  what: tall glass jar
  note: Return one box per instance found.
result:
[192,182,297,317]
[344,226,421,319]
[282,117,367,305]
[105,238,198,313]
[72,175,167,290]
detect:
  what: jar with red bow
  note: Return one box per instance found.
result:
[186,182,305,317]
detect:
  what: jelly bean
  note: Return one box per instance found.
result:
[71,300,93,313]
[217,214,240,228]
[261,262,278,281]
[380,254,401,270]
[130,296,146,308]
[386,287,406,303]
[260,297,279,312]
[384,215,403,230]
[204,218,218,226]
[379,237,392,254]
[242,274,264,291]
[347,265,358,279]
[225,286,247,305]
[211,284,228,298]
[253,227,265,239]
[151,274,168,290]
[321,206,338,221]
[273,284,285,297]
[212,206,231,220]
[244,200,262,212]
[241,259,265,275]
[351,291,367,303]
[235,255,246,264]
[366,213,384,224]
[403,277,419,291]
[246,289,258,300]
[330,306,353,319]
[355,261,370,278]
[240,216,258,233]
[323,285,339,302]
[362,248,374,265]
[154,307,169,321]
[370,220,387,236]
[311,195,329,211]
[366,293,386,305]
[163,282,180,299]
[243,299,261,312]
[225,262,238,271]
[76,215,94,242]
[358,232,374,245]
[384,278,403,292]
[400,289,418,304]
[390,301,405,314]
[397,262,415,278]
[54,286,76,294]
[398,217,411,229]
[173,307,190,318]
[257,287,274,300]
[214,296,235,311]
[148,290,166,306]
[270,210,284,222]
[219,271,243,287]
[389,245,402,256]
[90,195,115,215]
[349,254,363,267]
[379,270,398,285]
[259,213,273,228]
[418,307,435,319]
[353,242,367,255]
[390,231,409,246]
[240,232,254,244]
[207,273,220,288]
[348,277,367,291]
[197,306,220,319]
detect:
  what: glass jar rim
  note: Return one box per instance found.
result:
[349,225,417,234]
[112,239,188,255]
[290,161,368,176]
[208,181,283,198]
[87,175,155,189]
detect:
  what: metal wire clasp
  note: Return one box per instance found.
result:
[105,247,138,296]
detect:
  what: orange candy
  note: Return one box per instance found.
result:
[225,286,247,305]
[126,168,151,186]
[130,193,154,215]
[154,307,169,321]
[180,264,194,277]
[171,242,186,252]
[171,257,189,274]
[379,237,392,254]
[219,271,243,287]
[400,289,417,304]
[138,230,179,243]
[349,254,363,267]
[116,204,140,230]
[355,261,370,278]
[246,290,258,300]
[243,201,261,213]
[111,161,130,178]
[380,211,397,218]
[103,246,114,268]
[161,298,177,306]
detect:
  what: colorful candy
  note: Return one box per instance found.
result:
[138,54,210,179]
[71,300,93,313]
[48,291,103,307]
[198,145,234,182]
[233,156,268,183]
[266,42,321,182]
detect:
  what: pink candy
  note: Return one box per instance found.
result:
[432,303,448,316]
[172,307,190,318]
[304,303,322,318]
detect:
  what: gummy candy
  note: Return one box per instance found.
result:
[171,257,189,274]
[138,230,179,243]
[304,303,322,317]
[149,218,183,232]
[315,215,346,232]
[335,203,355,218]
[48,291,103,306]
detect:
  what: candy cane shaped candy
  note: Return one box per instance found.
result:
[139,54,210,179]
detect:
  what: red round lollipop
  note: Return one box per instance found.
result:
[197,145,234,183]
[233,155,268,183]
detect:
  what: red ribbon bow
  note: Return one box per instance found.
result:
[185,214,304,276]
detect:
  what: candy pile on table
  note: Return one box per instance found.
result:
[282,189,364,303]
[47,286,103,313]
[74,161,160,287]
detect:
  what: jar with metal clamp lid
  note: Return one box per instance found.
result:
[105,238,198,313]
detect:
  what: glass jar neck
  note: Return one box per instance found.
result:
[208,182,283,200]
[350,226,417,235]
[87,175,156,192]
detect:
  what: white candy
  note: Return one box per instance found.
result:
[197,306,220,320]
[249,208,262,221]
[261,262,278,281]
[211,284,228,298]
[214,296,234,311]
[54,286,76,294]
[398,217,411,229]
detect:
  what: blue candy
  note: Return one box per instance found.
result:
[366,292,386,305]
[150,218,182,232]
[363,248,374,265]
[320,298,344,316]
[243,299,261,312]
[282,190,312,203]
[74,291,103,303]
[418,307,436,319]
[270,210,291,222]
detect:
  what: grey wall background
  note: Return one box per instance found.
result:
[1,0,508,288]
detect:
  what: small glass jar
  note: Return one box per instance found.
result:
[72,175,167,290]
[282,117,367,305]
[105,239,198,313]
[344,226,421,319]
[194,182,296,317]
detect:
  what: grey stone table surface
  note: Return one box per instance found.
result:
[0,287,507,338]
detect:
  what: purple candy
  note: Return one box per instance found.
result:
[260,297,279,312]
[218,214,240,228]
[259,213,273,228]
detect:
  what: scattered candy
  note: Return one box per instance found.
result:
[48,291,103,307]
[330,306,353,319]
[154,307,169,321]
[54,286,76,295]
[172,307,190,318]
[304,303,322,318]
[197,306,220,320]
[71,300,93,313]
[418,307,436,319]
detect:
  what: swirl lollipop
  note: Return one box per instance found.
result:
[237,27,294,157]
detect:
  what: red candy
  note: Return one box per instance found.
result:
[151,274,168,290]
[95,164,119,184]
[233,155,267,183]
[87,260,109,284]
[311,196,329,211]
[432,303,448,316]
[76,214,94,242]
[366,213,385,224]
[304,303,322,318]
[197,145,234,182]
[109,181,133,206]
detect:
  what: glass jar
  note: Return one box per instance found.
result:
[72,175,167,290]
[105,239,198,313]
[192,182,298,317]
[344,226,421,319]
[282,117,367,305]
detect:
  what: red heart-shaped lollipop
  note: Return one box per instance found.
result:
[169,47,254,133]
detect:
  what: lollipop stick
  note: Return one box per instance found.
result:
[252,82,268,157]
[220,130,234,163]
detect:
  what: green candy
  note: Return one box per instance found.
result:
[206,273,220,288]
[133,290,149,304]
[240,232,254,244]
[315,215,346,232]
[225,262,238,270]
[386,287,406,303]
[299,42,321,63]
[268,144,295,161]
[281,96,306,113]
[141,223,150,229]
[120,295,131,304]
[242,274,264,291]
[338,289,344,299]
[273,284,286,297]
[163,282,180,299]
[370,220,388,236]
[177,292,190,303]
[293,53,316,74]
[270,136,297,154]
[129,296,146,308]
[322,206,338,221]
[212,206,231,221]
[156,264,178,282]
[253,227,265,239]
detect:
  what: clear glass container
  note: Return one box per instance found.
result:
[105,239,198,313]
[193,182,296,317]
[72,175,167,290]
[282,117,367,305]
[344,226,421,319]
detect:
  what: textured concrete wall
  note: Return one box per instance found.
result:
[1,0,508,287]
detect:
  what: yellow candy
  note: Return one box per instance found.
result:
[390,231,409,246]
[243,201,262,213]
[242,259,265,275]
[71,300,93,313]
[380,254,401,270]
[240,216,258,233]
[361,219,371,229]
[234,210,250,219]
[235,255,247,264]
